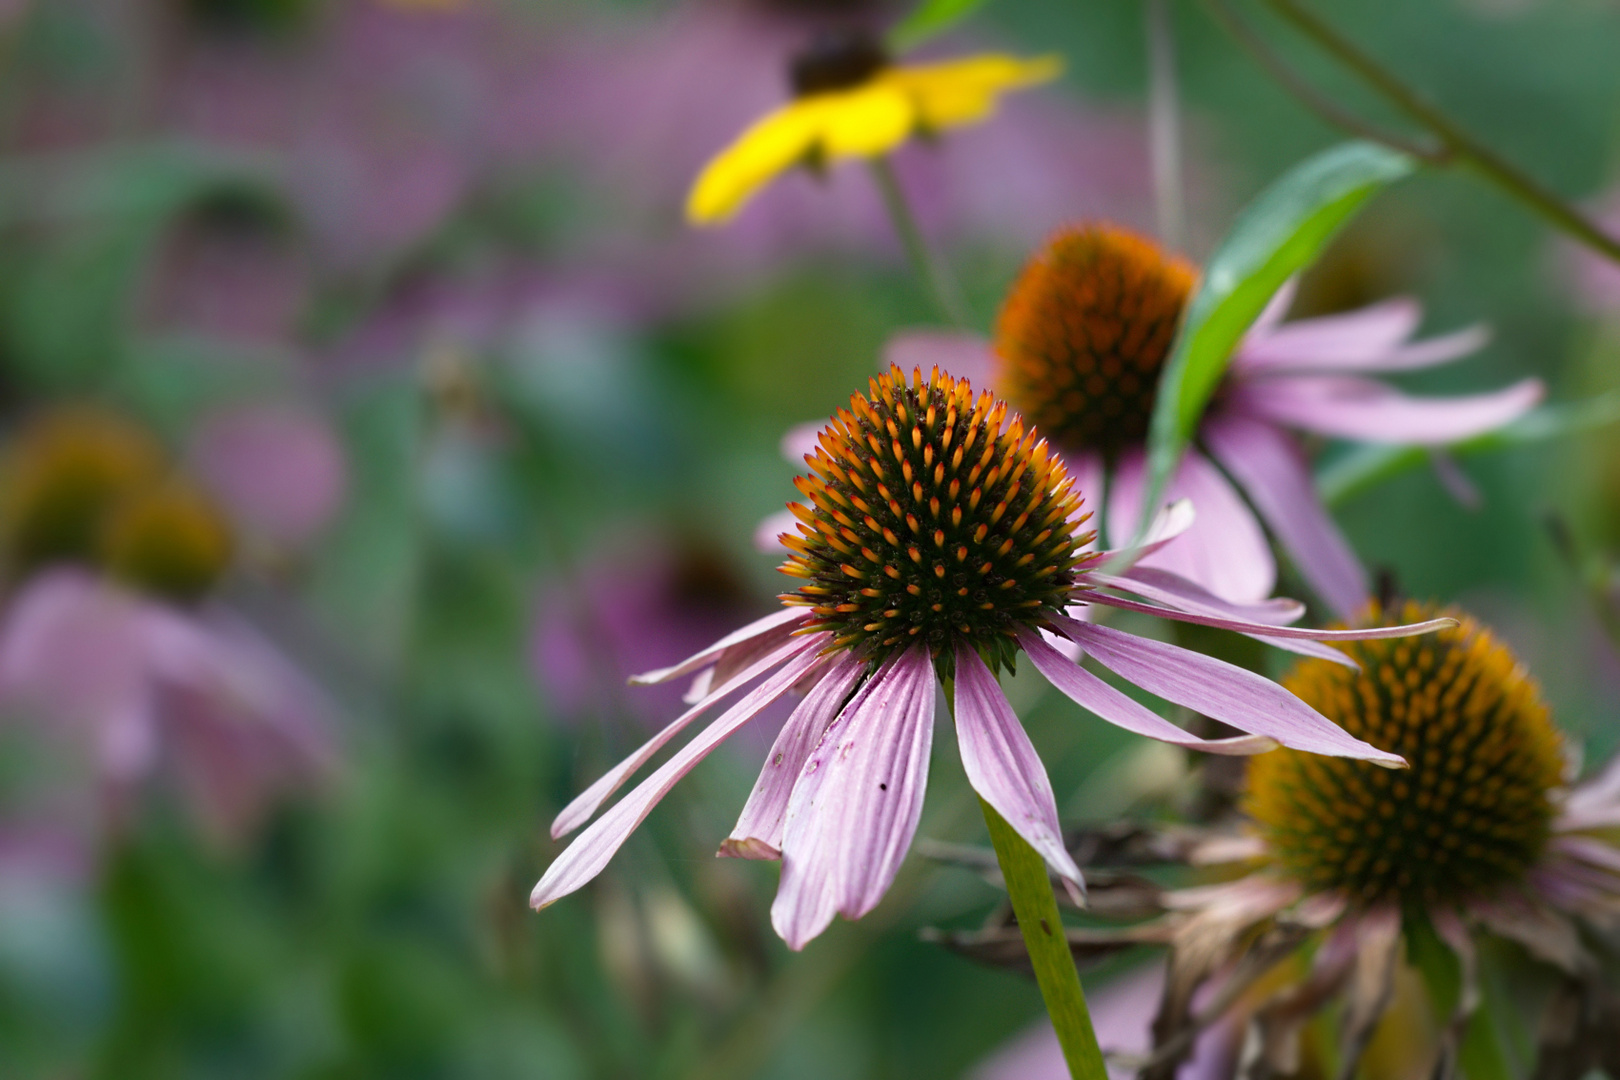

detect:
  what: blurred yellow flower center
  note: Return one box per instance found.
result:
[1245,601,1565,906]
[777,365,1090,668]
[0,408,166,576]
[102,481,234,604]
[994,224,1196,460]
[0,406,234,603]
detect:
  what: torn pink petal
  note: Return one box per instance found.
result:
[531,645,827,911]
[1018,628,1278,756]
[628,606,808,686]
[953,643,1082,887]
[554,633,822,838]
[772,645,936,949]
[1051,616,1405,765]
[1108,449,1275,604]
[884,329,996,389]
[1229,375,1543,445]
[1202,413,1369,621]
[722,651,865,860]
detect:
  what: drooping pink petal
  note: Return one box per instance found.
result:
[1201,413,1369,621]
[884,330,996,388]
[1062,597,1448,646]
[1228,374,1543,445]
[531,644,827,911]
[721,651,865,860]
[554,633,823,838]
[772,645,936,950]
[1050,616,1405,765]
[952,644,1082,887]
[1107,450,1276,604]
[1017,628,1278,755]
[628,607,808,686]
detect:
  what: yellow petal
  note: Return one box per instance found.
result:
[886,53,1062,131]
[686,102,821,225]
[806,83,915,160]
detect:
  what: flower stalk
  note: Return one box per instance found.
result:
[869,156,972,327]
[1205,0,1620,265]
[1144,0,1186,250]
[979,799,1107,1080]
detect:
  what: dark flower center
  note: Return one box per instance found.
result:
[776,366,1090,669]
[788,29,890,97]
[1245,601,1565,907]
[994,224,1196,461]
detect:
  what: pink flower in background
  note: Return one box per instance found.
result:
[0,569,337,846]
[190,404,349,549]
[892,225,1541,619]
[530,541,771,729]
[530,367,1451,949]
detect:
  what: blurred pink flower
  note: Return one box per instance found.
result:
[530,541,771,729]
[885,270,1539,619]
[189,403,349,548]
[536,2,1158,307]
[0,569,337,846]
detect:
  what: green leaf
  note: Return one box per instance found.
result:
[1318,391,1620,507]
[1135,141,1416,541]
[888,0,991,52]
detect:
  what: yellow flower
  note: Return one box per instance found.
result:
[686,52,1062,225]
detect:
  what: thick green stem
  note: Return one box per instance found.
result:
[869,156,972,328]
[980,799,1108,1080]
[1257,0,1620,265]
[1144,0,1186,250]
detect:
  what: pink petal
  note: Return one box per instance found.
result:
[1017,628,1278,756]
[553,633,822,838]
[1085,564,1355,669]
[1229,375,1543,445]
[628,607,808,686]
[1052,616,1405,765]
[721,651,865,860]
[1202,413,1369,621]
[772,645,936,950]
[530,645,827,911]
[1235,296,1419,370]
[884,329,996,389]
[952,643,1082,887]
[1068,591,1450,644]
[1108,449,1276,604]
[1248,278,1298,340]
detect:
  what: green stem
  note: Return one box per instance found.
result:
[1144,0,1186,250]
[980,799,1108,1080]
[1258,0,1620,265]
[869,156,973,328]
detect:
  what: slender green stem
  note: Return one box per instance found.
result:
[1255,0,1620,265]
[1144,0,1186,250]
[869,156,972,327]
[980,799,1107,1080]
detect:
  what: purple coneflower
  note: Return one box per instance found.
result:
[530,366,1451,949]
[890,223,1543,619]
[0,408,336,846]
[968,601,1620,1079]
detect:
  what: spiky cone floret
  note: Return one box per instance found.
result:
[884,221,1540,620]
[1016,601,1620,1080]
[529,368,1458,951]
[777,364,1090,672]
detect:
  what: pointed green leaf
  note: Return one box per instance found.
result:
[1135,141,1416,541]
[889,0,992,52]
